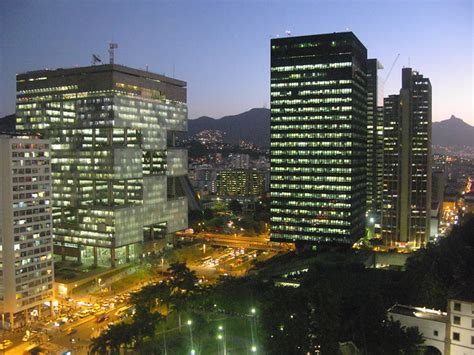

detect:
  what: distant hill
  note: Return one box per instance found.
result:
[432,115,474,147]
[188,108,270,147]
[0,114,15,133]
[189,110,474,150]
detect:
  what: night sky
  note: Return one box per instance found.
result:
[1,0,472,123]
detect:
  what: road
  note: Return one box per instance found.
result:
[182,232,293,251]
[6,242,277,354]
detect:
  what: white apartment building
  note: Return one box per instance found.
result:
[0,135,54,328]
[448,298,474,355]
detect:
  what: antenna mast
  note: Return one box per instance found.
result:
[109,42,118,64]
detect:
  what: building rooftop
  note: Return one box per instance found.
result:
[17,63,186,87]
[388,304,447,323]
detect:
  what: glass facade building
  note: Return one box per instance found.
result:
[382,68,431,248]
[16,64,188,267]
[270,32,368,246]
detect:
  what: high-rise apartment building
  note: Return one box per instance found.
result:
[270,32,367,246]
[382,68,431,248]
[366,59,384,218]
[0,135,54,328]
[16,64,188,267]
[216,169,265,197]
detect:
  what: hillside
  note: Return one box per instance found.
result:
[188,108,270,147]
[432,115,474,147]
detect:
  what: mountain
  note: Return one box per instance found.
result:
[0,114,15,133]
[432,115,474,147]
[188,108,270,147]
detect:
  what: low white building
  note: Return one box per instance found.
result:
[388,304,447,354]
[388,298,474,355]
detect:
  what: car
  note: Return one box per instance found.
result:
[96,314,109,323]
[66,328,77,335]
[0,340,12,349]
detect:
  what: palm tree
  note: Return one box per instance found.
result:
[89,332,111,355]
[167,262,198,329]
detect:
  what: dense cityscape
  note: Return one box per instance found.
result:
[0,1,473,355]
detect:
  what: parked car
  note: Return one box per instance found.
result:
[0,340,13,349]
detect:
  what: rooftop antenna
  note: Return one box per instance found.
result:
[91,54,102,65]
[285,30,292,36]
[109,42,118,64]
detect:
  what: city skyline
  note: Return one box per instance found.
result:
[1,0,473,124]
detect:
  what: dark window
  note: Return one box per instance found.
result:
[454,302,461,311]
[453,316,461,325]
[472,319,474,328]
[434,330,439,337]
[453,332,460,341]
[471,336,474,345]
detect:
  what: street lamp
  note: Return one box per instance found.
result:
[161,257,165,278]
[217,325,226,355]
[249,308,257,353]
[187,320,194,353]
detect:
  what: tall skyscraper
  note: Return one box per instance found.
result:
[270,32,367,246]
[0,135,54,328]
[16,64,188,267]
[366,59,384,219]
[382,68,432,248]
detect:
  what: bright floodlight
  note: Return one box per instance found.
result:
[218,325,223,331]
[251,345,257,352]
[190,350,195,355]
[187,320,192,326]
[251,308,256,314]
[217,334,223,340]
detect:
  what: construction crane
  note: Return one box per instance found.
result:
[383,53,400,84]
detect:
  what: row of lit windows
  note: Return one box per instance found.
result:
[272,177,352,185]
[271,88,352,98]
[271,62,352,72]
[18,85,78,95]
[272,224,350,235]
[272,106,353,113]
[272,97,352,105]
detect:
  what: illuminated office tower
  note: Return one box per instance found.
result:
[0,135,54,328]
[270,32,367,246]
[366,59,384,219]
[16,64,188,267]
[382,68,431,248]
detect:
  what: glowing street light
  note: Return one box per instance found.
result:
[217,325,226,355]
[187,320,194,353]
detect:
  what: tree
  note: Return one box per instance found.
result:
[228,199,242,215]
[89,322,137,354]
[167,262,198,329]
[404,214,474,309]
[371,319,424,355]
